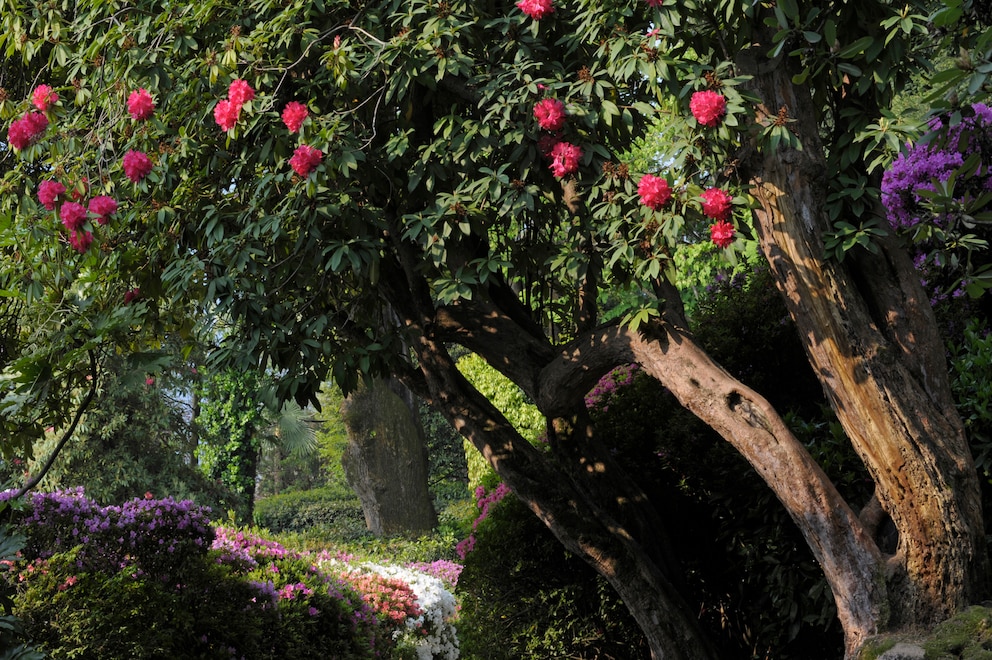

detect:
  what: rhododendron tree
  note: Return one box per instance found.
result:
[1,0,990,657]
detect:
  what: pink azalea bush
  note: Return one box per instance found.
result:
[690,89,727,127]
[282,101,309,133]
[533,98,566,131]
[127,88,155,120]
[637,174,672,210]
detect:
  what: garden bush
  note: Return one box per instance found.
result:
[6,490,460,659]
[253,485,367,539]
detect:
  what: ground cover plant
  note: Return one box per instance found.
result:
[3,489,459,660]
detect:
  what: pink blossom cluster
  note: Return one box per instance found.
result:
[7,111,49,150]
[289,144,323,177]
[122,150,153,183]
[37,179,119,253]
[533,98,566,131]
[636,172,736,248]
[31,84,59,112]
[339,571,423,624]
[532,96,583,178]
[281,101,309,133]
[127,88,155,121]
[457,482,512,559]
[516,0,554,19]
[214,78,255,132]
[689,89,727,127]
[637,174,672,210]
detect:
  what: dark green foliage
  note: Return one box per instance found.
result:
[419,403,470,509]
[457,495,650,660]
[253,486,367,539]
[0,356,226,510]
[196,369,267,523]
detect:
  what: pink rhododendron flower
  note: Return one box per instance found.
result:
[124,287,141,304]
[68,230,93,253]
[637,174,672,210]
[289,144,323,177]
[281,101,309,133]
[214,99,241,132]
[549,141,582,178]
[690,90,727,127]
[88,196,118,224]
[31,85,58,112]
[709,220,735,248]
[122,150,153,183]
[533,98,566,131]
[644,0,663,6]
[7,112,49,150]
[37,180,66,210]
[700,187,733,221]
[228,79,255,106]
[516,0,553,19]
[127,88,155,121]
[60,202,88,231]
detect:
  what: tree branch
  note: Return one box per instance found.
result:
[14,350,99,499]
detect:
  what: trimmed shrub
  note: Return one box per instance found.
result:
[253,486,367,539]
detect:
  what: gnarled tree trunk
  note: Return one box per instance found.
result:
[341,377,437,537]
[736,31,987,655]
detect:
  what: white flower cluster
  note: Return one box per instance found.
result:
[362,562,460,660]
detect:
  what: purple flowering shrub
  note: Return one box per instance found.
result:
[7,491,427,659]
[882,104,992,298]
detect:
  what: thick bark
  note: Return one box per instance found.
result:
[539,323,886,654]
[341,377,437,536]
[736,34,988,648]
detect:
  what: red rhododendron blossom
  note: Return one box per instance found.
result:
[637,174,672,210]
[700,187,733,221]
[127,88,155,121]
[709,220,735,249]
[533,98,566,131]
[690,90,727,127]
[37,180,66,211]
[289,144,323,177]
[644,0,663,6]
[537,134,560,158]
[88,196,118,224]
[228,79,256,106]
[68,230,94,254]
[549,141,582,178]
[124,287,141,304]
[59,202,88,232]
[214,99,241,132]
[282,101,309,133]
[7,112,49,150]
[516,0,553,19]
[31,85,59,112]
[122,150,153,183]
